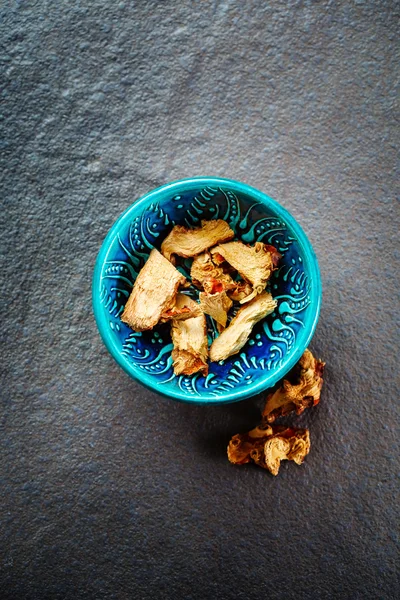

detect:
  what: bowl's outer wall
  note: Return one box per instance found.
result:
[93,177,321,403]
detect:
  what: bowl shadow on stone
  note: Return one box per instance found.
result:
[179,395,264,460]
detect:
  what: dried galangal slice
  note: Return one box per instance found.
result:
[228,281,253,302]
[121,249,186,332]
[190,252,236,294]
[199,290,232,331]
[211,242,280,303]
[228,425,310,476]
[191,252,254,304]
[262,349,325,422]
[161,219,234,263]
[171,294,208,376]
[160,292,202,323]
[209,292,277,362]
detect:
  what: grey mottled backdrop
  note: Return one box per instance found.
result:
[1,1,399,599]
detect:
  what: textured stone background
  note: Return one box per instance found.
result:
[1,1,399,599]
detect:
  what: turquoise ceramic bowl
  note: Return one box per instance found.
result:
[92,177,321,404]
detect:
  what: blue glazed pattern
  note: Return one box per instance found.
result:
[93,177,321,403]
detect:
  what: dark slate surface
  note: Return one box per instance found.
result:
[1,1,399,599]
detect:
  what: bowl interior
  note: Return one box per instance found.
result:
[93,178,321,403]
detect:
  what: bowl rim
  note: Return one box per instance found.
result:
[92,176,322,403]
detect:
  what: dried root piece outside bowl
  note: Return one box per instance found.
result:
[262,349,325,422]
[211,242,280,303]
[199,290,233,331]
[171,294,208,377]
[121,249,186,332]
[227,422,274,465]
[161,219,234,263]
[209,292,277,362]
[228,426,310,476]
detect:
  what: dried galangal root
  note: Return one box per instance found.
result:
[262,349,325,422]
[199,290,232,331]
[191,252,254,303]
[190,252,236,294]
[159,292,202,323]
[121,249,186,332]
[228,281,254,303]
[161,219,234,263]
[228,424,310,476]
[171,294,208,376]
[209,292,277,362]
[211,242,281,303]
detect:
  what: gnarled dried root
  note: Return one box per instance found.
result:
[121,249,186,332]
[228,426,310,476]
[190,252,237,294]
[160,293,202,323]
[161,219,234,263]
[191,252,253,310]
[262,349,325,422]
[209,292,277,362]
[199,290,233,331]
[171,295,208,376]
[210,242,280,303]
[227,349,325,476]
[228,281,253,303]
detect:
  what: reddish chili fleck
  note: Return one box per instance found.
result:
[213,253,225,265]
[209,280,224,294]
